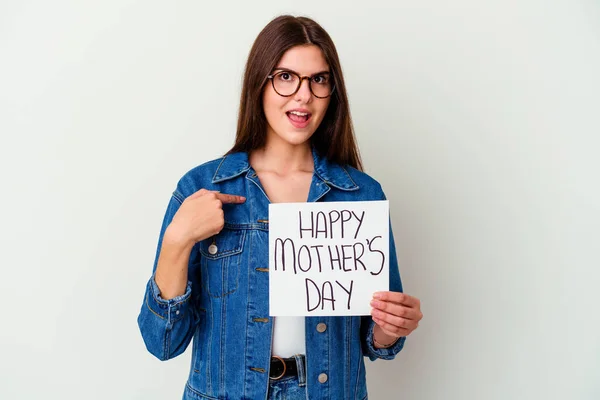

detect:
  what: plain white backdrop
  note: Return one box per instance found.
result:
[1,1,599,399]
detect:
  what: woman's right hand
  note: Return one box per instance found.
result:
[166,189,246,247]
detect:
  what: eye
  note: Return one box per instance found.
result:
[279,72,293,81]
[312,75,329,84]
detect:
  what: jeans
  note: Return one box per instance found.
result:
[267,354,307,400]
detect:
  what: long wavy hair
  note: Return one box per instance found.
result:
[226,15,363,171]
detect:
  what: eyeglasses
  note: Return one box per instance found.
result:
[267,69,335,99]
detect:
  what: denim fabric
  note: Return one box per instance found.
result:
[137,148,405,400]
[267,377,306,400]
[267,354,306,400]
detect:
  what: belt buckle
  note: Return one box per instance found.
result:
[270,355,287,380]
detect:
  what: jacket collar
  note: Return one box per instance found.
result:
[212,147,359,191]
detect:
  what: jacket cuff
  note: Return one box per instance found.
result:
[144,275,193,324]
[363,318,406,361]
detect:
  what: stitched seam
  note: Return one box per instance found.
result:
[340,166,360,189]
[213,167,251,183]
[185,382,221,400]
[327,316,331,399]
[228,222,269,230]
[201,231,245,298]
[197,228,247,260]
[323,179,359,192]
[314,168,360,191]
[164,323,170,360]
[206,292,212,393]
[199,248,242,259]
[211,156,228,182]
[225,223,268,231]
[146,286,187,322]
[150,282,189,310]
[245,170,271,201]
[243,189,255,397]
[200,231,246,298]
[312,166,328,186]
[355,351,362,399]
[314,185,331,202]
[212,156,252,183]
[220,287,226,395]
[172,190,185,204]
[145,292,166,320]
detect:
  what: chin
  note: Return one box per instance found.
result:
[279,131,315,146]
[268,123,314,145]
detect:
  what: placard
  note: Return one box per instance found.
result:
[269,201,389,316]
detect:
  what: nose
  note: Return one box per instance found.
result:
[294,77,313,103]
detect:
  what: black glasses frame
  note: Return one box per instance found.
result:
[267,70,336,99]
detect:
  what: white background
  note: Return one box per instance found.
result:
[1,1,599,399]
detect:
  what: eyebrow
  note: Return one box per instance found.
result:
[273,67,331,76]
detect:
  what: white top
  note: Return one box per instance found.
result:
[271,316,306,357]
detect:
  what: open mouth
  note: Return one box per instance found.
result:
[286,111,312,128]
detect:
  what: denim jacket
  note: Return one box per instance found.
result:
[137,148,406,400]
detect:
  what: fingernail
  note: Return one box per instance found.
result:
[373,292,382,299]
[370,300,380,308]
[240,196,246,201]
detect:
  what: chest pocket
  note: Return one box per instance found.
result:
[198,228,246,298]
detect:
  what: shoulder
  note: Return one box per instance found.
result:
[342,165,387,201]
[172,156,228,202]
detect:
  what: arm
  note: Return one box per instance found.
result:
[137,193,201,361]
[137,188,246,361]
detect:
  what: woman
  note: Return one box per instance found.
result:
[138,15,423,400]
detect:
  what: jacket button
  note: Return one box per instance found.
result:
[318,373,328,383]
[208,244,218,255]
[316,323,327,333]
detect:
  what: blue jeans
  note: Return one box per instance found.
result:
[267,355,307,400]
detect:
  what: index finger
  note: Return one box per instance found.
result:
[373,291,420,308]
[215,192,246,204]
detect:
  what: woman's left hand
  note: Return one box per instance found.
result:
[370,291,423,338]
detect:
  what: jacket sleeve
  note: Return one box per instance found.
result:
[137,192,201,361]
[361,192,407,361]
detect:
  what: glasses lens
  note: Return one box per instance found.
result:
[310,74,333,98]
[273,71,300,96]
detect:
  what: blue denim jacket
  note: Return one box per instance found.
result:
[137,148,406,400]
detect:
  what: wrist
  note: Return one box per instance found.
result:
[373,324,400,348]
[164,224,195,249]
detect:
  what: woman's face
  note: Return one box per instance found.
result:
[262,44,332,148]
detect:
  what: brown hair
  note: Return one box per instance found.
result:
[226,15,363,171]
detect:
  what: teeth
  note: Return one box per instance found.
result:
[289,111,309,116]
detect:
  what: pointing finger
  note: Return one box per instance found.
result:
[215,193,246,204]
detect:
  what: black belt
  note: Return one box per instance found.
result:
[269,355,302,380]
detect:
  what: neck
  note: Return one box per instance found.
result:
[250,136,314,174]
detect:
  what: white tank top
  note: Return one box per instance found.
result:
[271,316,306,357]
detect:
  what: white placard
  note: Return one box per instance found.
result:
[269,200,389,316]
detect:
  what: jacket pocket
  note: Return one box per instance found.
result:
[198,227,245,298]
